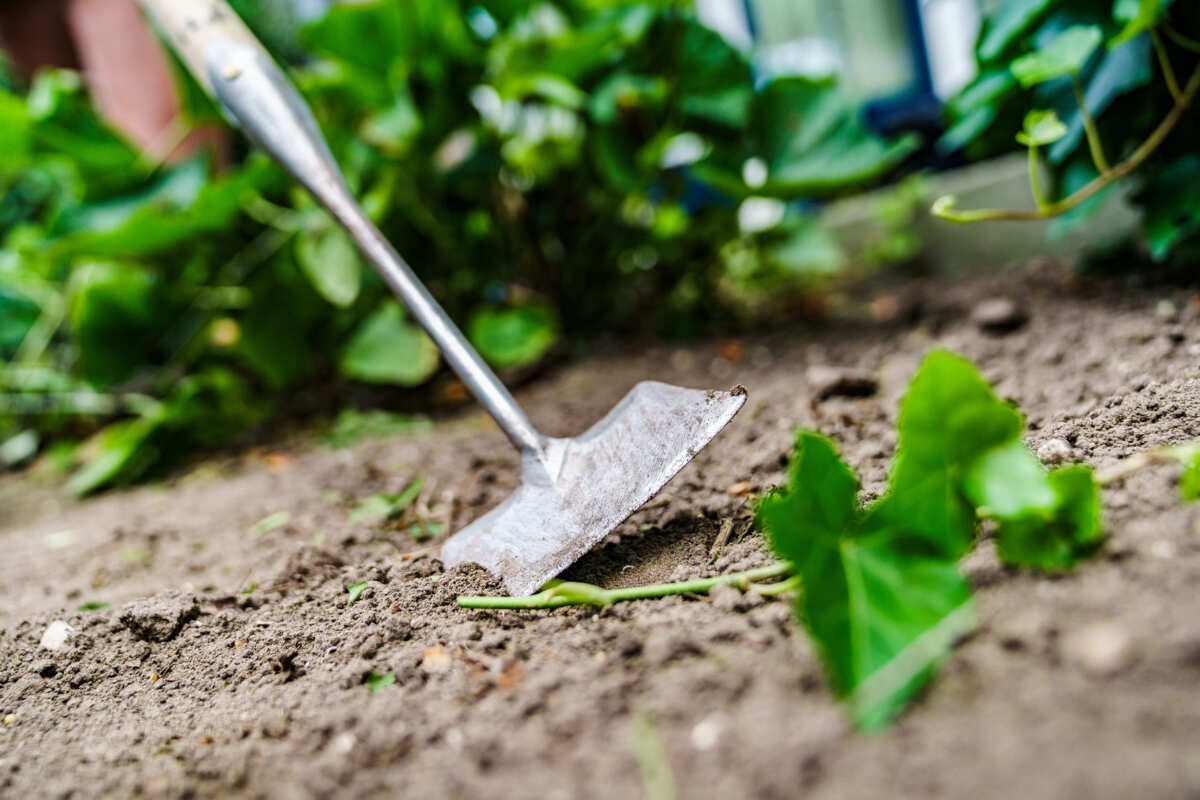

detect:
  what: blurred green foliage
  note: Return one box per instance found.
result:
[940,0,1200,259]
[0,0,917,492]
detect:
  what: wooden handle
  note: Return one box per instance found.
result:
[137,0,267,93]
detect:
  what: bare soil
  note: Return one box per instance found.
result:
[2,264,1199,799]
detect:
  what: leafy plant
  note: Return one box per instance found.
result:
[0,0,918,493]
[934,0,1200,262]
[346,580,370,604]
[364,670,396,692]
[460,351,1105,729]
[349,475,425,523]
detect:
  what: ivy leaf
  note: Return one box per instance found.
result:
[884,351,1022,558]
[978,0,1054,62]
[1112,0,1175,47]
[1016,110,1068,147]
[468,305,559,370]
[993,465,1104,570]
[340,302,439,386]
[758,433,975,730]
[1011,25,1102,87]
[295,218,362,308]
[962,440,1057,517]
[1135,155,1200,261]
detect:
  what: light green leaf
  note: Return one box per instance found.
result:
[1112,0,1175,46]
[346,580,370,604]
[962,440,1056,517]
[1181,450,1200,502]
[1016,109,1068,146]
[323,409,432,449]
[295,219,362,308]
[349,476,424,524]
[361,88,422,154]
[69,416,161,496]
[468,305,559,370]
[364,671,395,692]
[993,465,1104,570]
[1011,26,1102,87]
[250,511,290,538]
[340,303,439,386]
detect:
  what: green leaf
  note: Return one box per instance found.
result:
[349,476,425,524]
[1016,110,1068,146]
[250,511,290,538]
[978,0,1054,61]
[68,261,164,387]
[69,415,161,496]
[0,89,32,171]
[346,581,370,604]
[1136,155,1200,261]
[1181,450,1200,502]
[1112,0,1175,46]
[752,78,919,197]
[962,440,1056,517]
[884,351,1022,558]
[361,88,423,155]
[300,1,410,73]
[468,304,559,369]
[994,465,1104,570]
[364,671,395,692]
[323,409,433,449]
[1049,35,1152,164]
[1011,26,1103,87]
[758,433,975,729]
[589,73,668,124]
[340,303,439,386]
[676,21,754,128]
[766,218,847,277]
[295,219,362,308]
[76,601,109,611]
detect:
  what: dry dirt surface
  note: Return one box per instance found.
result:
[2,265,1199,799]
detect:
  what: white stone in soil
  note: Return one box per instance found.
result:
[1065,622,1137,678]
[1036,438,1073,466]
[39,620,74,651]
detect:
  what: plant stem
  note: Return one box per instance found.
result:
[1165,25,1200,54]
[457,563,793,609]
[1153,30,1183,102]
[1095,442,1200,486]
[1027,145,1047,209]
[933,61,1200,223]
[1072,76,1111,175]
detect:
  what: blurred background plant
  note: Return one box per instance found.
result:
[0,0,1195,493]
[936,0,1200,269]
[0,0,922,492]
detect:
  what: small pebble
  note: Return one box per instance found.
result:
[1065,622,1137,677]
[972,297,1028,333]
[39,620,74,651]
[690,713,727,751]
[709,584,743,613]
[1036,438,1073,466]
[3,714,15,726]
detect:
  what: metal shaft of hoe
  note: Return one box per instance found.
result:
[139,0,746,597]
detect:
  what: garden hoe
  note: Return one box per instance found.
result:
[141,0,746,596]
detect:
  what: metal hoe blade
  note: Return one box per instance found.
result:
[441,382,746,596]
[142,2,748,599]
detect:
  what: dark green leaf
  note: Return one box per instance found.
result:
[994,465,1104,570]
[677,21,754,128]
[978,0,1055,61]
[468,304,559,369]
[340,303,439,386]
[1136,155,1200,260]
[76,601,109,611]
[68,261,163,387]
[1011,26,1102,86]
